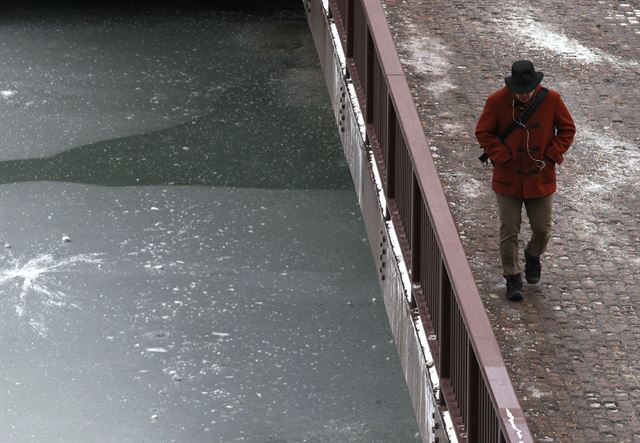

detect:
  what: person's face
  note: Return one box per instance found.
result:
[515,89,535,103]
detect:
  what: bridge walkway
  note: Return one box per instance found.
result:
[380,1,640,441]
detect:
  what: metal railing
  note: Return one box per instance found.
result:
[326,0,534,441]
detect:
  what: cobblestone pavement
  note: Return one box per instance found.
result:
[379,0,640,441]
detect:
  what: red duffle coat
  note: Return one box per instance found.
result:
[475,85,576,199]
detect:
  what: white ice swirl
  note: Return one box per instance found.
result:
[0,253,103,336]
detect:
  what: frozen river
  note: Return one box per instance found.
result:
[0,3,418,442]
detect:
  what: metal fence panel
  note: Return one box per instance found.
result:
[319,0,533,441]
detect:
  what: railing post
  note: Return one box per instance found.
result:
[466,348,480,441]
[411,176,421,291]
[346,0,354,58]
[365,28,374,125]
[439,268,451,392]
[386,97,396,197]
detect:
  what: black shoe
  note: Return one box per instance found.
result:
[506,274,524,301]
[525,252,541,284]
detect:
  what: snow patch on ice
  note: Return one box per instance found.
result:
[145,347,168,353]
[1,90,17,98]
[28,318,47,336]
[0,253,103,336]
[307,419,379,441]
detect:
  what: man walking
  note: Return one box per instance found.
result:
[475,60,576,301]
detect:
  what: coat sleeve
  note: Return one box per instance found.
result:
[475,98,512,166]
[545,94,575,165]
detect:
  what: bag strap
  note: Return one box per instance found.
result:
[479,88,549,163]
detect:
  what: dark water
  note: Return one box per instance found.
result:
[0,3,419,442]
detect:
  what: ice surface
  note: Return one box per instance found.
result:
[0,5,419,441]
[0,183,418,442]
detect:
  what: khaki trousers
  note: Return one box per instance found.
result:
[495,193,554,277]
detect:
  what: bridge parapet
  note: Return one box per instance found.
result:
[304,0,534,442]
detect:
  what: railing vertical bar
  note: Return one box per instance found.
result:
[481,383,484,442]
[463,321,468,425]
[386,97,396,197]
[351,0,366,104]
[421,203,428,296]
[454,306,468,419]
[365,28,374,124]
[439,269,451,380]
[378,58,385,145]
[488,384,493,442]
[453,304,458,408]
[459,312,464,423]
[407,150,412,247]
[467,344,480,441]
[403,134,412,251]
[459,308,463,416]
[423,208,441,336]
[346,0,354,57]
[431,213,438,334]
[411,175,421,286]
[484,387,488,442]
[393,121,402,206]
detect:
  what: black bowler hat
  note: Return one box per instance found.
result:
[505,60,544,93]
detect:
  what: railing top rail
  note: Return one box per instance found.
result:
[349,0,533,440]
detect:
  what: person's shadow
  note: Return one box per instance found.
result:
[0,83,351,191]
